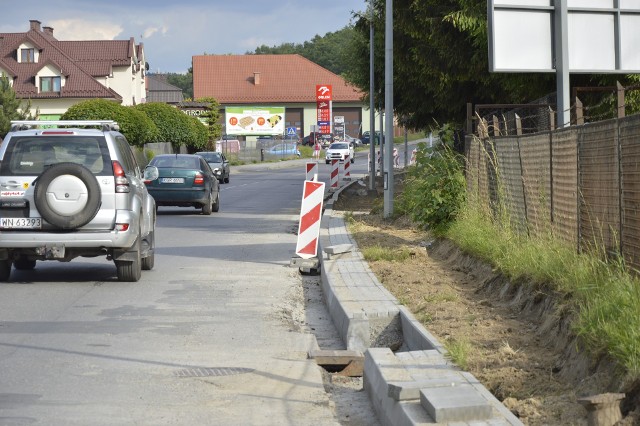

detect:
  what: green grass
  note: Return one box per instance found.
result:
[361,245,412,262]
[443,337,472,370]
[445,202,640,378]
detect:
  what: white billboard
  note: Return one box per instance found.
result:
[225,106,285,136]
[488,0,640,73]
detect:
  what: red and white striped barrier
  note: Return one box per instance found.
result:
[295,180,325,259]
[343,154,351,179]
[330,159,340,189]
[306,162,318,181]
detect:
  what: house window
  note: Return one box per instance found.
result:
[40,76,61,93]
[21,48,35,63]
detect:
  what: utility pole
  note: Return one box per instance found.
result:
[383,0,394,218]
[368,0,376,191]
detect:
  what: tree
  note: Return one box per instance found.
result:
[194,97,222,143]
[61,99,159,146]
[166,71,193,99]
[250,27,358,77]
[348,0,640,131]
[0,74,38,139]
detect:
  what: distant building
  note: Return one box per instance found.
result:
[192,54,371,139]
[146,74,184,104]
[0,19,147,119]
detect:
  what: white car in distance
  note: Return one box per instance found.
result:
[325,142,355,164]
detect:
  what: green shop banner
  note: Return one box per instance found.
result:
[225,106,285,136]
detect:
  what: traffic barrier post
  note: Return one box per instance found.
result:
[343,154,351,180]
[306,162,318,181]
[330,159,340,190]
[294,180,325,259]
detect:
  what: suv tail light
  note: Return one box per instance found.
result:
[193,172,204,185]
[112,161,130,193]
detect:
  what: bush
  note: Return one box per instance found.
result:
[61,99,159,146]
[134,102,199,151]
[397,123,466,233]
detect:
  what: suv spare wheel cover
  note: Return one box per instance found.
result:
[34,162,102,229]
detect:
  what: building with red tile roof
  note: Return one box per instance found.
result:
[193,54,370,139]
[0,20,147,119]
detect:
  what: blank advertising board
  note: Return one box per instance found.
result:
[488,0,640,73]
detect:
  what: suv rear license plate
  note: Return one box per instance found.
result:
[161,178,184,184]
[1,218,42,229]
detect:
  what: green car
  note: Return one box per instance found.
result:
[144,154,220,215]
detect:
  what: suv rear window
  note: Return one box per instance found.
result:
[0,136,112,176]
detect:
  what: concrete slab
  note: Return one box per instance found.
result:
[420,386,493,422]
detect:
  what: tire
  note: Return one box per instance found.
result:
[224,174,230,184]
[14,257,36,270]
[34,162,101,229]
[212,191,220,213]
[351,158,355,164]
[115,235,141,282]
[0,260,11,281]
[202,191,213,215]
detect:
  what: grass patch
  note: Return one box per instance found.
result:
[362,245,412,262]
[445,203,640,378]
[444,337,472,370]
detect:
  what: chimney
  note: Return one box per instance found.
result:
[253,72,261,85]
[29,20,41,31]
[43,26,54,37]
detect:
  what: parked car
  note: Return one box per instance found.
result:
[196,151,230,183]
[344,134,362,146]
[265,143,301,158]
[0,120,156,282]
[144,154,220,215]
[302,132,322,146]
[325,141,355,164]
[362,131,383,145]
[284,134,301,145]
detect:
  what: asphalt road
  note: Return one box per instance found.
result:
[0,143,413,425]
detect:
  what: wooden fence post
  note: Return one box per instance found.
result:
[515,114,523,136]
[493,115,500,137]
[576,97,584,125]
[617,81,625,119]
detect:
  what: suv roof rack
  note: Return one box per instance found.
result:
[10,120,119,132]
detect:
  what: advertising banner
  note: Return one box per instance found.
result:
[225,106,285,135]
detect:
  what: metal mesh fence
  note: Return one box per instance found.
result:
[467,113,640,272]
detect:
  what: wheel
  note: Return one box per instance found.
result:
[351,158,355,164]
[115,235,141,282]
[212,191,220,213]
[0,260,12,281]
[14,257,36,270]
[326,160,330,164]
[34,162,101,229]
[224,174,229,184]
[202,191,213,215]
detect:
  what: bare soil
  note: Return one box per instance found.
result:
[332,176,640,426]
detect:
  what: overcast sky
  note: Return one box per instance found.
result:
[1,0,368,74]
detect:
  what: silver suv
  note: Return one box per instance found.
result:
[0,120,156,282]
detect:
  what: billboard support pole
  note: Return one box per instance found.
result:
[555,0,570,128]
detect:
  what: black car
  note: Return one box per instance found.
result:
[196,151,230,184]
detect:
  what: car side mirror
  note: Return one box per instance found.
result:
[143,166,159,181]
